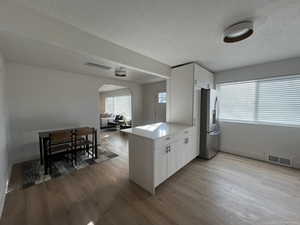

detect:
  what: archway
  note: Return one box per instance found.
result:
[98,84,133,132]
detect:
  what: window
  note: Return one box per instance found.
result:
[218,82,256,121]
[217,75,300,126]
[105,95,132,120]
[105,97,114,115]
[158,92,167,103]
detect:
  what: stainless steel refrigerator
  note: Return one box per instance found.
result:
[198,88,220,159]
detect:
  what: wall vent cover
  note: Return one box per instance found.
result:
[268,154,291,167]
[85,62,112,70]
[279,158,291,166]
[268,155,279,163]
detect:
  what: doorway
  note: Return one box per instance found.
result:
[98,84,133,134]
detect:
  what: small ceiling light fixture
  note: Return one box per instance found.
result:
[223,21,254,43]
[115,67,127,77]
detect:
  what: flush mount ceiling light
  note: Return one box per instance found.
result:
[115,67,127,77]
[223,21,254,43]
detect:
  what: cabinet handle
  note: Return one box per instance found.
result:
[165,146,169,153]
[165,146,171,153]
[184,138,189,144]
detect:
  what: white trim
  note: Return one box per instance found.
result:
[217,73,300,85]
[0,163,11,219]
[220,119,300,128]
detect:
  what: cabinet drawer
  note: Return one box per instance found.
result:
[155,127,195,149]
[175,127,194,140]
[155,135,172,149]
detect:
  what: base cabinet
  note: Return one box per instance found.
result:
[129,126,197,194]
[154,144,168,187]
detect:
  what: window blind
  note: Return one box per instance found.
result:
[218,75,300,126]
[218,82,256,121]
[105,95,132,120]
[257,76,300,125]
[158,92,167,103]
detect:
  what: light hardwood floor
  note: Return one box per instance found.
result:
[1,131,300,225]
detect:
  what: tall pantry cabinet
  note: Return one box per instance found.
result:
[166,62,214,154]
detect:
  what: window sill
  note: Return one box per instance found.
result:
[219,119,300,129]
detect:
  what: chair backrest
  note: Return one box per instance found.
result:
[75,127,95,137]
[49,130,73,145]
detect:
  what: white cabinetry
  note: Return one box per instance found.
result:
[154,143,168,186]
[194,64,214,89]
[167,63,214,125]
[126,125,195,195]
[167,63,214,160]
[168,63,194,125]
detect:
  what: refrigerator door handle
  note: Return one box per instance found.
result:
[208,130,221,136]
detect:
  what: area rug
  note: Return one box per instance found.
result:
[8,147,118,192]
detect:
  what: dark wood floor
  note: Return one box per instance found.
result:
[1,131,300,225]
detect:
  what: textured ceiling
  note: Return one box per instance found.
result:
[14,0,300,71]
[0,32,164,84]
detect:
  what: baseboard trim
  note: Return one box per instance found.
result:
[0,162,12,219]
[220,149,300,169]
[0,191,4,220]
[220,148,265,161]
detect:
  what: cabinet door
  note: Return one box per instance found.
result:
[169,63,194,125]
[194,64,214,89]
[183,136,192,164]
[168,141,179,177]
[182,132,197,165]
[191,131,199,159]
[154,145,168,186]
[176,139,185,170]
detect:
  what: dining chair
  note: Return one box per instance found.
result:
[73,127,96,165]
[46,130,73,174]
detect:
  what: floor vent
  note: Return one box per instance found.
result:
[279,158,291,166]
[268,155,291,167]
[268,155,279,163]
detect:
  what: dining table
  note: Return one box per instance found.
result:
[38,127,98,174]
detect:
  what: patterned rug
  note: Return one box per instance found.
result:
[8,148,118,192]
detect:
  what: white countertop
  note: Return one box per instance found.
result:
[121,122,192,139]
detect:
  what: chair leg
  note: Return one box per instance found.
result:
[73,151,77,166]
[44,141,48,175]
[49,156,52,174]
[44,154,48,175]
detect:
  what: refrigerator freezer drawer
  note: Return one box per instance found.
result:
[206,132,220,158]
[199,130,220,160]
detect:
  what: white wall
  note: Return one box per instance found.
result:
[0,2,171,79]
[99,88,131,114]
[6,62,143,164]
[0,53,9,216]
[215,57,300,168]
[216,57,300,84]
[142,81,166,124]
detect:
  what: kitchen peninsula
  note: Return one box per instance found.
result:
[122,122,197,194]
